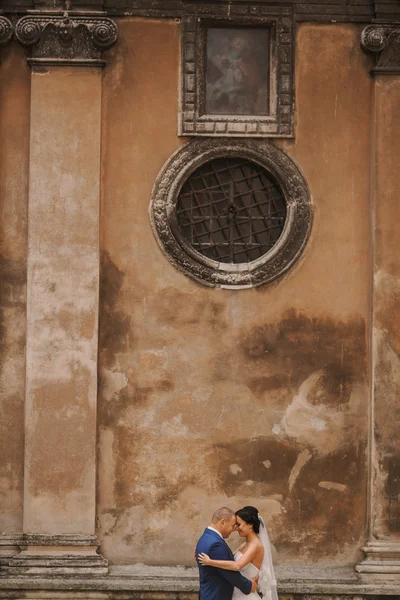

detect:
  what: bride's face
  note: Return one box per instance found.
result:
[235,516,252,538]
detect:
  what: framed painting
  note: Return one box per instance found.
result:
[180,6,294,137]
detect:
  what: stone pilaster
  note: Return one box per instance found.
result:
[0,14,27,570]
[356,25,400,577]
[3,11,117,576]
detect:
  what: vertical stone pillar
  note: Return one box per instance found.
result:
[6,12,117,575]
[357,25,400,576]
[0,15,25,568]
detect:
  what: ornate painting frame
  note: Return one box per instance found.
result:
[179,5,295,138]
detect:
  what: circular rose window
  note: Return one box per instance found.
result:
[175,157,287,265]
[150,140,312,289]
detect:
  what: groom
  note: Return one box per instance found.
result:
[196,507,257,600]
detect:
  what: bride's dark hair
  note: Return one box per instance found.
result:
[235,505,260,534]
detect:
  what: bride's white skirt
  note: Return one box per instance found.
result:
[232,589,261,600]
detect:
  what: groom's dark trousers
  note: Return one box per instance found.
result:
[196,528,252,600]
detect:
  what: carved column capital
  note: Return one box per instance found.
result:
[361,24,400,75]
[0,15,13,46]
[15,12,118,67]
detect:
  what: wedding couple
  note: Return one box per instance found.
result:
[195,506,278,600]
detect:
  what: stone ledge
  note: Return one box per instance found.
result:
[1,564,400,596]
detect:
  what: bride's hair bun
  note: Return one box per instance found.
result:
[235,506,260,534]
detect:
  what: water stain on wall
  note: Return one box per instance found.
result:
[0,254,26,530]
[372,273,400,536]
[0,255,26,357]
[384,454,400,534]
[273,442,366,556]
[97,293,368,562]
[151,285,228,330]
[99,250,133,369]
[241,310,366,407]
[211,437,299,496]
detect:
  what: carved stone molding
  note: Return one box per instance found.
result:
[356,540,400,574]
[361,24,400,74]
[180,5,295,138]
[150,139,312,289]
[15,12,118,67]
[0,15,13,45]
[0,534,108,576]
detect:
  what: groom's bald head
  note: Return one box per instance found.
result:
[211,507,235,523]
[210,507,237,538]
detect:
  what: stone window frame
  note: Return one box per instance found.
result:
[179,6,295,138]
[150,139,312,289]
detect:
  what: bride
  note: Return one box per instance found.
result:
[198,506,278,600]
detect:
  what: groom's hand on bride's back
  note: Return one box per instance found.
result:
[250,577,258,593]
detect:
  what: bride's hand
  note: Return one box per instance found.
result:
[198,552,211,565]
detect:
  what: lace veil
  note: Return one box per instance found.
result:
[257,515,278,600]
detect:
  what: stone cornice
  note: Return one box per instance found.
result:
[0,15,13,45]
[361,24,400,74]
[15,11,117,67]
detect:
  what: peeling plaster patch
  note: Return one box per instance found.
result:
[32,68,50,76]
[101,511,117,534]
[230,464,242,475]
[101,368,128,403]
[310,416,327,431]
[272,424,280,435]
[277,372,366,456]
[288,449,312,492]
[374,268,398,293]
[159,414,191,438]
[318,481,347,492]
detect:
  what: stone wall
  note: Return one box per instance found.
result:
[97,20,372,566]
[1,7,400,597]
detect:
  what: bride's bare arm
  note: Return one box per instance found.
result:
[198,545,258,571]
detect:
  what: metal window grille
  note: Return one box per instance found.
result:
[176,157,287,264]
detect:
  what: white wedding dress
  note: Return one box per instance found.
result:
[232,551,261,600]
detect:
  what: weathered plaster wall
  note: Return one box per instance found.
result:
[0,44,30,532]
[98,21,372,565]
[371,76,400,539]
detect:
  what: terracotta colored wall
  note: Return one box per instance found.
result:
[98,20,372,565]
[0,44,30,533]
[371,76,400,538]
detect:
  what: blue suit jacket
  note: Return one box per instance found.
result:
[196,528,252,600]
